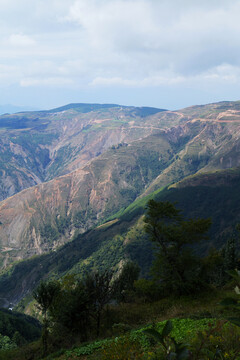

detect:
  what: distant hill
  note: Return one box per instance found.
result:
[0,103,173,203]
[1,100,240,308]
[46,103,166,116]
[0,104,38,115]
[1,167,240,308]
[1,101,240,266]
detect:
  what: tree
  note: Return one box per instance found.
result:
[144,200,211,295]
[33,280,60,356]
[84,270,114,337]
[223,237,238,272]
[12,331,26,347]
[49,279,90,342]
[201,246,225,286]
[113,261,140,303]
[134,278,161,302]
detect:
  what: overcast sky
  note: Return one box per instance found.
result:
[0,0,240,110]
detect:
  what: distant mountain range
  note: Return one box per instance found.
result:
[1,100,240,308]
[0,104,38,115]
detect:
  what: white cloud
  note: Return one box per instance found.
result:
[20,77,74,87]
[8,34,35,47]
[59,0,240,81]
[199,64,240,83]
[90,63,240,88]
[0,0,240,107]
[90,74,185,87]
[66,0,157,50]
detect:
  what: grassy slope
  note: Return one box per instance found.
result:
[1,167,240,309]
[1,288,238,360]
[108,167,240,244]
[0,120,199,268]
[2,101,240,307]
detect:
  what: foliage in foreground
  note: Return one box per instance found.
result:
[2,200,240,359]
[0,308,41,351]
[1,288,240,360]
[56,318,240,360]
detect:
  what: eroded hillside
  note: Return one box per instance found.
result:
[1,101,240,269]
[1,167,240,308]
[0,104,175,201]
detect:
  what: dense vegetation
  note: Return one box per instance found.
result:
[0,309,41,350]
[1,200,240,359]
[2,101,240,358]
[2,168,240,311]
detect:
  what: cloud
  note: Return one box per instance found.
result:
[90,63,240,88]
[66,0,157,50]
[90,74,185,87]
[0,0,240,108]
[8,34,35,47]
[20,77,74,87]
[61,0,240,80]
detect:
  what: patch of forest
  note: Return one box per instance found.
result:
[1,200,240,359]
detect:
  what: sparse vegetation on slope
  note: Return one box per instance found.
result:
[2,101,240,269]
[1,197,240,359]
[2,167,240,308]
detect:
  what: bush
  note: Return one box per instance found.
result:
[113,262,140,303]
[95,336,145,360]
[134,279,161,302]
[190,321,240,359]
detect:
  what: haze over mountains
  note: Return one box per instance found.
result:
[1,100,240,307]
[0,104,38,115]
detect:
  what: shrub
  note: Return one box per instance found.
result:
[190,321,240,359]
[96,336,145,360]
[134,279,161,302]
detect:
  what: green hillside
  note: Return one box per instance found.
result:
[0,308,41,349]
[2,100,240,270]
[1,167,240,310]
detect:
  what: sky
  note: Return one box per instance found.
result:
[1,0,240,110]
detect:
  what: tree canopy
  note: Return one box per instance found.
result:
[144,200,212,295]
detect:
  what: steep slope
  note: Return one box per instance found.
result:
[0,127,190,267]
[1,100,240,267]
[107,167,240,245]
[1,167,240,308]
[143,118,240,195]
[0,104,173,201]
[2,100,240,202]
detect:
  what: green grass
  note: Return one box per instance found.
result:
[51,317,217,359]
[3,167,240,314]
[48,103,121,113]
[105,186,167,222]
[81,120,127,134]
[58,318,211,357]
[1,286,238,359]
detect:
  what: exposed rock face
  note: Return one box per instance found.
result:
[1,101,240,268]
[0,105,174,201]
[0,129,175,265]
[143,120,240,195]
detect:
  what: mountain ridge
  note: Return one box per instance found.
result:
[0,103,179,202]
[1,100,240,275]
[1,166,240,309]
